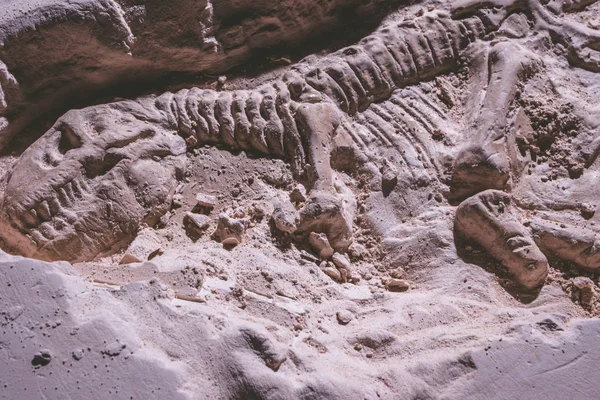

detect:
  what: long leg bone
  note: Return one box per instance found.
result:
[455,189,549,291]
[530,221,600,270]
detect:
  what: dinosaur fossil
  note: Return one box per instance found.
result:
[1,0,599,266]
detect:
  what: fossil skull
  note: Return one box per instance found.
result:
[0,101,186,262]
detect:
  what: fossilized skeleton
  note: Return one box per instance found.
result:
[1,0,599,282]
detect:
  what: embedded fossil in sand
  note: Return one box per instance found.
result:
[452,0,600,293]
[1,0,599,264]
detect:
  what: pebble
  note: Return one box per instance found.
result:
[196,193,217,209]
[389,268,405,279]
[332,253,351,270]
[102,342,127,357]
[271,202,299,234]
[323,267,342,282]
[336,310,353,325]
[386,278,410,292]
[183,212,211,236]
[289,184,307,203]
[32,350,52,367]
[571,277,596,309]
[380,159,398,194]
[171,194,184,209]
[72,349,84,361]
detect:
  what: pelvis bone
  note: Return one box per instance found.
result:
[0,102,186,262]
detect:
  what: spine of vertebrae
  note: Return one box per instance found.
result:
[155,12,488,174]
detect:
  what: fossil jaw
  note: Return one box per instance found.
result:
[0,103,186,262]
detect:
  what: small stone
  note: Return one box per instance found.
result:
[272,202,299,234]
[386,278,410,292]
[354,343,363,351]
[217,75,227,87]
[571,277,596,309]
[339,267,349,283]
[581,203,596,220]
[380,159,398,195]
[348,242,370,260]
[120,229,162,264]
[323,267,342,282]
[289,184,307,203]
[215,214,246,246]
[336,310,353,325]
[72,349,85,361]
[332,253,351,270]
[196,193,217,209]
[348,271,361,284]
[183,212,211,238]
[186,135,198,147]
[102,342,126,357]
[171,194,184,209]
[389,267,405,279]
[231,207,246,219]
[309,232,334,259]
[32,350,52,367]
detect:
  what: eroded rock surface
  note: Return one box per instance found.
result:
[2,0,600,397]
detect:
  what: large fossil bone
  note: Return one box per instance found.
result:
[0,102,186,262]
[2,2,597,262]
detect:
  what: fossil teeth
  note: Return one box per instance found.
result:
[39,222,57,241]
[49,197,61,217]
[60,208,78,224]
[22,209,39,227]
[64,181,77,202]
[53,217,68,231]
[36,201,52,221]
[29,230,47,245]
[71,179,84,199]
[73,177,90,196]
[58,187,72,207]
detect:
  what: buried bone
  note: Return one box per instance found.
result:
[2,3,599,265]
